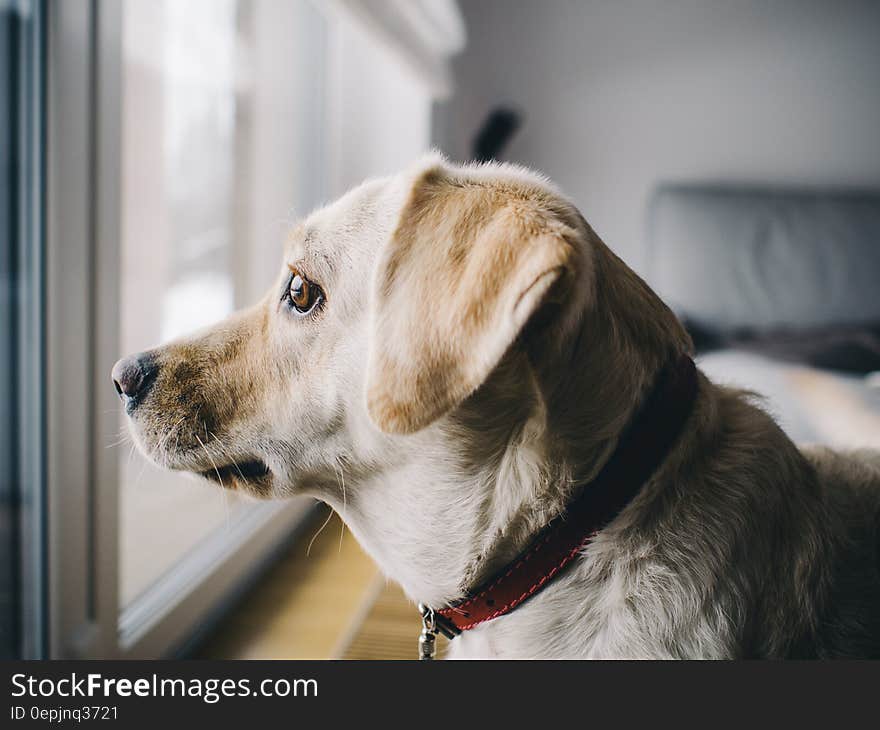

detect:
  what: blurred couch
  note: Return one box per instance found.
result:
[644,185,880,450]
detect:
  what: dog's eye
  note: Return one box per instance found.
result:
[285,268,324,314]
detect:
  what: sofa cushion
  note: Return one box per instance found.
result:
[645,185,880,333]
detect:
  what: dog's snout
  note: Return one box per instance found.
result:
[111,353,158,407]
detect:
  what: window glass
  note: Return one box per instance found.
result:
[118,0,327,606]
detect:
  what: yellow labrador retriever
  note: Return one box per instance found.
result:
[113,155,880,658]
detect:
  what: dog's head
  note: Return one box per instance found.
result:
[114,155,685,508]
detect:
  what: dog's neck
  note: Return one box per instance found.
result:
[331,241,692,608]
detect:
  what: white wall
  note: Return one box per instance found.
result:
[434,0,880,273]
[326,8,433,196]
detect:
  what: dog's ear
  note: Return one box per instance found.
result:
[366,165,582,434]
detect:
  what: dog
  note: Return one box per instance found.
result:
[113,154,880,658]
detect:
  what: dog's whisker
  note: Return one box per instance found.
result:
[149,418,184,472]
[156,416,187,453]
[194,433,224,490]
[131,450,150,492]
[306,503,334,558]
[106,434,131,449]
[334,458,347,555]
[209,430,248,483]
[105,424,132,448]
[218,480,232,530]
[207,431,246,525]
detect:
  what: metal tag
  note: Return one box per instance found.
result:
[418,603,438,660]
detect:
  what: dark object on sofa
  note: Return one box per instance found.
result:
[685,319,880,374]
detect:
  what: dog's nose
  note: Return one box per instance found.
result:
[111,353,158,406]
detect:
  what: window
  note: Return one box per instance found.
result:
[118,0,331,609]
[119,0,244,607]
[117,0,330,641]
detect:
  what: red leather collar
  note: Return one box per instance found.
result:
[430,353,699,637]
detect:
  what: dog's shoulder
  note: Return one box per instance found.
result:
[798,445,880,658]
[802,444,880,516]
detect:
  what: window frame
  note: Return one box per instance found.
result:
[2,0,48,660]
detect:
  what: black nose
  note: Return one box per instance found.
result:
[111,353,158,407]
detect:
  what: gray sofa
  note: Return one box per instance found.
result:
[643,185,880,449]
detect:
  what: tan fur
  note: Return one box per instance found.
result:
[368,166,586,433]
[116,154,880,658]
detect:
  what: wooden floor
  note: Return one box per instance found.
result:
[196,506,436,660]
[339,577,448,660]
